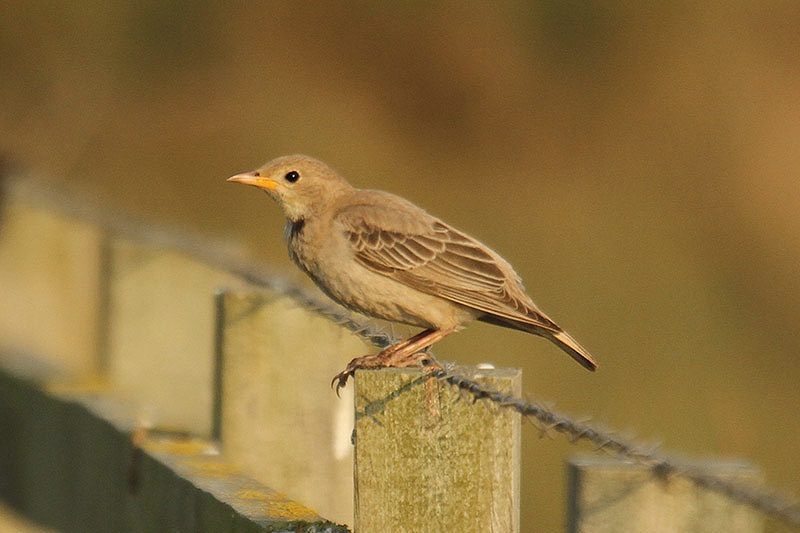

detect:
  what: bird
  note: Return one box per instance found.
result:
[228,155,597,392]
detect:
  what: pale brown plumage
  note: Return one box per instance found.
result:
[228,155,597,390]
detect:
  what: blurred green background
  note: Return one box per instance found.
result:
[2,2,799,530]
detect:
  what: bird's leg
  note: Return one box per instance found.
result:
[382,327,453,367]
[379,328,437,358]
[331,329,434,393]
[331,327,455,394]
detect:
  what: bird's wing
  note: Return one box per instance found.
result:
[335,202,559,332]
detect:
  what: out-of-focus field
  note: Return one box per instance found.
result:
[1,3,798,530]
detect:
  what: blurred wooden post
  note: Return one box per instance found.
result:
[0,201,104,375]
[567,457,763,533]
[216,288,366,527]
[106,239,244,437]
[354,366,521,532]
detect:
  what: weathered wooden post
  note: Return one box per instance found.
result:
[215,288,365,526]
[0,196,351,529]
[0,199,104,375]
[568,457,763,532]
[353,366,521,532]
[106,239,244,436]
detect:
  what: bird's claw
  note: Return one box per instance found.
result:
[329,352,381,396]
[330,368,354,397]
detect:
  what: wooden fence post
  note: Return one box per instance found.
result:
[0,201,104,375]
[353,366,521,532]
[567,456,763,533]
[106,239,244,437]
[216,288,367,527]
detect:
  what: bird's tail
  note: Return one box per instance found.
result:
[477,313,598,371]
[546,329,598,371]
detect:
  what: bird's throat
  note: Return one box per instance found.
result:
[284,217,305,245]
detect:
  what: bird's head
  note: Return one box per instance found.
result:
[227,155,351,221]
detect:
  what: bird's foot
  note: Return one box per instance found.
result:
[331,350,441,396]
[331,354,384,395]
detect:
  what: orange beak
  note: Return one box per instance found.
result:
[227,171,280,191]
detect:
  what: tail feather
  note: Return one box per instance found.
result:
[477,313,598,371]
[547,329,598,371]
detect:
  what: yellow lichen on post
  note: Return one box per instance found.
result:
[354,366,521,533]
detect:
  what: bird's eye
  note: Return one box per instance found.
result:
[285,171,300,183]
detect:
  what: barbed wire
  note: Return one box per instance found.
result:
[6,175,800,528]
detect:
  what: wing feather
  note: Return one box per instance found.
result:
[336,202,558,332]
